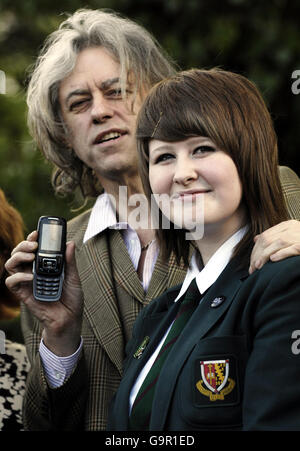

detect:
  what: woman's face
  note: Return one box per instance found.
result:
[148,136,245,238]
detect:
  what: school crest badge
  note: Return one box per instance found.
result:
[196,359,235,401]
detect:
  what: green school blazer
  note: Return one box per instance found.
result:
[108,254,300,431]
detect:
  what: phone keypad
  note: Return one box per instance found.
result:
[35,275,61,298]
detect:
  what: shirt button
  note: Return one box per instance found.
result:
[54,371,63,380]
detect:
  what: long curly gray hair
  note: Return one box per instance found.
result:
[26,8,176,199]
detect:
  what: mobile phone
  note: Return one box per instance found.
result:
[33,216,66,302]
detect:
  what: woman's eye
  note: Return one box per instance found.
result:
[194,145,215,155]
[155,153,174,164]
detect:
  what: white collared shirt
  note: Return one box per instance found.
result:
[175,225,248,301]
[40,192,159,387]
[83,192,159,289]
[129,226,248,411]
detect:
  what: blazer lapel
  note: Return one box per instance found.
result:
[109,232,189,304]
[75,230,189,377]
[150,258,249,430]
[111,286,182,430]
[76,233,126,375]
[145,252,185,303]
[145,247,190,304]
[109,229,145,302]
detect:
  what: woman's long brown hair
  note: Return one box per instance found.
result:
[137,68,288,266]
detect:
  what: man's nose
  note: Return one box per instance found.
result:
[91,93,114,124]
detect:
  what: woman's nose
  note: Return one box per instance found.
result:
[173,159,198,185]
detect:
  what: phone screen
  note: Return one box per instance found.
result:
[40,223,63,252]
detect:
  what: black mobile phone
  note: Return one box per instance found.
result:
[33,216,66,302]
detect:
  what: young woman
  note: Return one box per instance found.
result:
[108,68,300,431]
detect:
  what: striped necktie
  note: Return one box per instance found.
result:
[129,277,200,430]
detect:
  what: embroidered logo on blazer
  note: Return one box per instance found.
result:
[196,359,235,401]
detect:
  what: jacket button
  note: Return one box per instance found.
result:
[210,296,226,308]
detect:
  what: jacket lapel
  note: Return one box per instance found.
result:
[111,286,182,430]
[76,232,126,375]
[109,229,145,302]
[75,227,188,377]
[146,251,187,304]
[107,230,189,306]
[112,236,189,305]
[129,286,183,369]
[150,257,249,430]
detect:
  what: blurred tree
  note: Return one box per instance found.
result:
[0,0,300,231]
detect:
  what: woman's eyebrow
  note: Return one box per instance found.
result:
[150,144,174,154]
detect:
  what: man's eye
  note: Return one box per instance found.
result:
[107,88,132,98]
[70,99,89,111]
[107,88,122,97]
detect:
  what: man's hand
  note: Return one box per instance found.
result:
[5,231,83,356]
[249,220,300,274]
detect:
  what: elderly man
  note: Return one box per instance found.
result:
[5,9,300,430]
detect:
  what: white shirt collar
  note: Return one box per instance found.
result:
[174,225,248,302]
[83,192,128,243]
[83,192,159,292]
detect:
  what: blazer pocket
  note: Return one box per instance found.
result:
[177,335,249,429]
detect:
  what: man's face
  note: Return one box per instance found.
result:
[59,47,145,183]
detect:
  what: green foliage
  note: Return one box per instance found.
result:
[1,0,300,231]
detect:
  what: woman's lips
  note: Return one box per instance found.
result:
[171,190,211,200]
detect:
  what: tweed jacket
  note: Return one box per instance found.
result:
[279,166,300,218]
[108,254,300,431]
[21,165,300,431]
